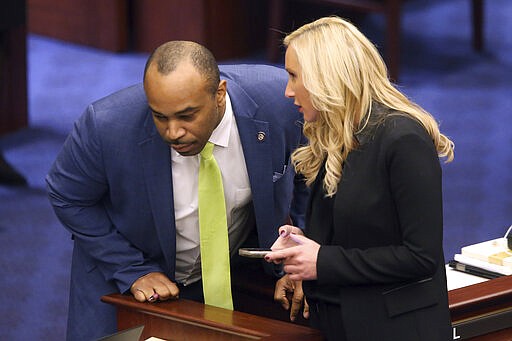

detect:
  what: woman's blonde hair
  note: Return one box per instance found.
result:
[284,16,454,196]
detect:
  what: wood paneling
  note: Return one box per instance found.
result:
[28,0,128,51]
[130,0,267,59]
[1,1,28,134]
[27,0,267,59]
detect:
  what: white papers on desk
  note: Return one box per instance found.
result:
[445,264,488,291]
[460,237,512,268]
[454,253,512,276]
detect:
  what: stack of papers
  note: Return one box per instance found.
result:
[449,238,512,279]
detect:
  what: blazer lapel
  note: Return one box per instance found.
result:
[138,113,176,275]
[228,83,276,247]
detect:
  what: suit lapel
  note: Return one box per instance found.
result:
[138,113,176,275]
[229,83,276,247]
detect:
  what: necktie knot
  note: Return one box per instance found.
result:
[200,142,214,160]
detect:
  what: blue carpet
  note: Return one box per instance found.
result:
[1,0,511,339]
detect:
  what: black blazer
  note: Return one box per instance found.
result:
[304,104,452,341]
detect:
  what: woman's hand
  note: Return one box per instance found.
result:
[265,233,320,281]
[271,224,304,251]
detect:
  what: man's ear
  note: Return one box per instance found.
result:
[216,80,227,107]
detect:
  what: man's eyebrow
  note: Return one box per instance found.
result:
[148,106,165,116]
[149,106,199,116]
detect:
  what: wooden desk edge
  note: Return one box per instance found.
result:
[101,293,323,339]
[449,275,512,319]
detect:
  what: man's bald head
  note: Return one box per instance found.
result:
[144,41,220,95]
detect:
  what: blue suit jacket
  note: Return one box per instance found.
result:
[46,64,308,341]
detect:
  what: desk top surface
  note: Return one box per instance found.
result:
[446,265,488,291]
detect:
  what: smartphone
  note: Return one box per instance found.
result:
[238,248,272,258]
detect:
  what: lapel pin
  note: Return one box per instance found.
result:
[257,132,266,141]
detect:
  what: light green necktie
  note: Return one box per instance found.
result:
[198,142,233,310]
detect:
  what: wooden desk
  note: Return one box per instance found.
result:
[449,275,512,340]
[238,263,512,341]
[233,263,512,340]
[102,294,323,340]
[103,265,512,340]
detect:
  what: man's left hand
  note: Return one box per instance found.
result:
[130,272,179,303]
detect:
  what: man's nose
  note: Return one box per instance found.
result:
[166,121,185,141]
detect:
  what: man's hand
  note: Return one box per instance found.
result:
[130,272,180,303]
[275,274,309,321]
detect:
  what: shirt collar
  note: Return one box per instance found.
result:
[209,92,232,148]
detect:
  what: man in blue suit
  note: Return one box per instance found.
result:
[46,41,308,340]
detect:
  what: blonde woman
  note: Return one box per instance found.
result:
[265,16,454,341]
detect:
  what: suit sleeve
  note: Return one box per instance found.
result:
[46,105,163,293]
[317,132,444,285]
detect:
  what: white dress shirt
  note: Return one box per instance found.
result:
[171,93,253,286]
